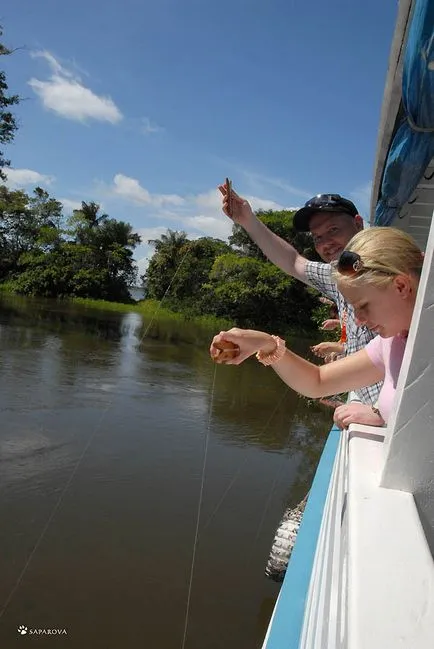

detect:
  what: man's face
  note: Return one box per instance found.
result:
[308,212,363,263]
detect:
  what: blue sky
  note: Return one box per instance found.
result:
[3,0,398,275]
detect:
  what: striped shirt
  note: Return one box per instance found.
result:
[305,260,382,406]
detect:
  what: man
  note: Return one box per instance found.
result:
[218,185,382,428]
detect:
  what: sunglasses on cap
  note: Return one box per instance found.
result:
[304,194,358,215]
[336,250,396,277]
[336,250,365,275]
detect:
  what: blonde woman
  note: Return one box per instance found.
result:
[210,228,423,429]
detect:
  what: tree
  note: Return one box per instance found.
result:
[0,185,30,276]
[203,253,316,332]
[229,210,320,261]
[66,203,141,300]
[0,186,63,278]
[0,185,67,289]
[172,237,232,305]
[29,187,64,250]
[0,28,20,181]
[0,191,141,301]
[13,241,120,299]
[142,217,324,333]
[143,231,234,310]
[68,201,109,246]
[143,229,189,300]
[93,218,141,295]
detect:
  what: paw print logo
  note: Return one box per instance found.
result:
[18,625,28,635]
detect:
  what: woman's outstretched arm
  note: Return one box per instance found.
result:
[210,328,383,399]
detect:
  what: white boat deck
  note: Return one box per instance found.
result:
[263,422,434,649]
[347,424,434,649]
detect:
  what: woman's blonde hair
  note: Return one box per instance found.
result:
[333,227,423,289]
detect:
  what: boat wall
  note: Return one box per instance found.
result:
[372,0,434,235]
[380,211,434,552]
[370,0,413,218]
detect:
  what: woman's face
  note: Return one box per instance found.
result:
[338,274,417,338]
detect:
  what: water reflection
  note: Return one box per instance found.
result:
[0,294,333,648]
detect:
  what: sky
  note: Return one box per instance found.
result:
[2,0,398,276]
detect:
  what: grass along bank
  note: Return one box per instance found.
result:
[0,285,322,344]
[71,297,234,346]
[72,297,233,328]
[71,297,320,342]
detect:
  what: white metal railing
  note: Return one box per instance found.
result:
[299,428,348,648]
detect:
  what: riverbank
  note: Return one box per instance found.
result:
[71,297,323,340]
[71,296,234,329]
[0,285,323,341]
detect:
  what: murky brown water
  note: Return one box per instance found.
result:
[0,295,332,648]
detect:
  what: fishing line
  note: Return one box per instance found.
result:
[180,363,217,649]
[180,180,296,644]
[0,245,193,620]
[246,419,296,567]
[199,386,290,535]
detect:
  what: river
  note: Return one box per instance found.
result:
[0,294,332,648]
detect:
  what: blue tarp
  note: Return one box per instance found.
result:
[375,0,434,226]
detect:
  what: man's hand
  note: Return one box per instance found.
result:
[320,319,341,331]
[311,341,344,358]
[218,183,255,227]
[318,296,334,306]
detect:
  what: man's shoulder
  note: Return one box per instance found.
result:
[305,260,338,299]
[305,260,331,276]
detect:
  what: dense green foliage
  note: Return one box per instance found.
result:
[228,210,320,262]
[143,211,325,334]
[0,189,141,300]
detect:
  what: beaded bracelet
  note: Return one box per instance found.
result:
[256,335,286,366]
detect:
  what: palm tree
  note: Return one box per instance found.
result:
[71,202,108,246]
[148,229,188,259]
[144,229,190,299]
[76,201,108,227]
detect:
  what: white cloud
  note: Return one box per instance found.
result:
[135,256,150,277]
[28,50,123,124]
[5,168,54,188]
[182,191,288,240]
[193,188,221,212]
[135,226,173,243]
[248,196,288,212]
[32,50,69,77]
[141,117,164,135]
[182,215,233,240]
[101,175,299,242]
[60,198,82,213]
[112,174,185,207]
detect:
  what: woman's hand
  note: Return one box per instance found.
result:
[210,328,276,365]
[333,402,385,429]
[218,183,255,227]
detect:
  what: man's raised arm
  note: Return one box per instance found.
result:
[219,183,308,283]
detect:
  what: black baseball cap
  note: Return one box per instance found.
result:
[293,194,359,232]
